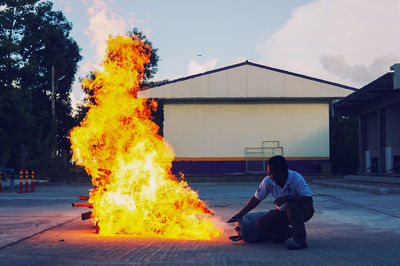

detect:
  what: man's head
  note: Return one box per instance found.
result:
[268,155,288,185]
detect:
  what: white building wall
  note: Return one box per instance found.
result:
[191,75,208,97]
[208,71,227,97]
[265,70,285,97]
[227,67,247,97]
[164,103,329,159]
[248,66,266,97]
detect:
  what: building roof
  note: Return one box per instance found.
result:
[335,72,400,115]
[138,60,356,100]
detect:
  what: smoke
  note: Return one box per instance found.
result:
[70,0,136,109]
[84,0,127,64]
[54,0,151,110]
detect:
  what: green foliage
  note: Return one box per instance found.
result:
[73,102,89,127]
[330,115,359,174]
[142,79,169,89]
[0,0,81,180]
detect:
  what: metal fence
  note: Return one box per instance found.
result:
[245,141,283,173]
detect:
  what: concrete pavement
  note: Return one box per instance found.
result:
[0,182,400,265]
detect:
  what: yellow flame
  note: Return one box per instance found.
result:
[70,35,222,239]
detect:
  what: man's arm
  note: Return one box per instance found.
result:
[227,196,261,223]
[274,195,313,206]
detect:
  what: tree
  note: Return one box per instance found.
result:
[0,0,38,167]
[127,28,160,84]
[20,1,81,163]
[330,115,359,174]
[0,0,81,178]
[0,0,37,90]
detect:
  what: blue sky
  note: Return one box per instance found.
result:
[52,0,400,107]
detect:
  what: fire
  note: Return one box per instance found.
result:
[70,35,222,239]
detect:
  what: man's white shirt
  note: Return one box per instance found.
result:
[254,170,312,211]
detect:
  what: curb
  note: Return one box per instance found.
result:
[312,179,400,195]
[0,217,79,251]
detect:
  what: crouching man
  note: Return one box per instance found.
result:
[228,155,314,250]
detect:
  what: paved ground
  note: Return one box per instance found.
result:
[1,182,400,265]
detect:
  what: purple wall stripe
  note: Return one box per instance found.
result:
[171,160,329,175]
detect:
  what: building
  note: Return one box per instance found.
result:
[139,61,355,174]
[335,64,400,175]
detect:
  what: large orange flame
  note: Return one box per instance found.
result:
[70,35,222,239]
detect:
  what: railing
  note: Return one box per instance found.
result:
[357,161,400,176]
[385,162,400,175]
[245,141,283,173]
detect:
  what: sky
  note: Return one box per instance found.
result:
[52,0,400,108]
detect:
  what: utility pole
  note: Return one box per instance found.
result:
[51,65,56,159]
[51,65,55,117]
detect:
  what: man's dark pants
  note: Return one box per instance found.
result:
[256,202,314,243]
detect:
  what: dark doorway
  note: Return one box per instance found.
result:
[393,156,400,173]
[371,157,379,173]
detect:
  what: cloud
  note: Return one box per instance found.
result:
[151,59,219,83]
[320,55,400,84]
[152,72,181,82]
[232,57,246,64]
[187,59,218,76]
[258,0,400,87]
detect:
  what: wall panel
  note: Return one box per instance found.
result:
[164,103,329,158]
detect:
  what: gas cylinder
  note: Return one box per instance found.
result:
[229,211,270,243]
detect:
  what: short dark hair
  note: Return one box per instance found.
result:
[268,155,288,173]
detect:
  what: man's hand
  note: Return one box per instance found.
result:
[274,196,288,207]
[227,213,243,223]
[227,196,261,223]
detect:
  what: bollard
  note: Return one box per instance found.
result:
[25,169,29,193]
[31,169,35,192]
[19,169,23,193]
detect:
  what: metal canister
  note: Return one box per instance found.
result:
[229,211,270,243]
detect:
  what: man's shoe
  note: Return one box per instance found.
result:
[286,240,307,250]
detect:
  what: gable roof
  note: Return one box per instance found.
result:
[148,61,356,90]
[139,60,356,100]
